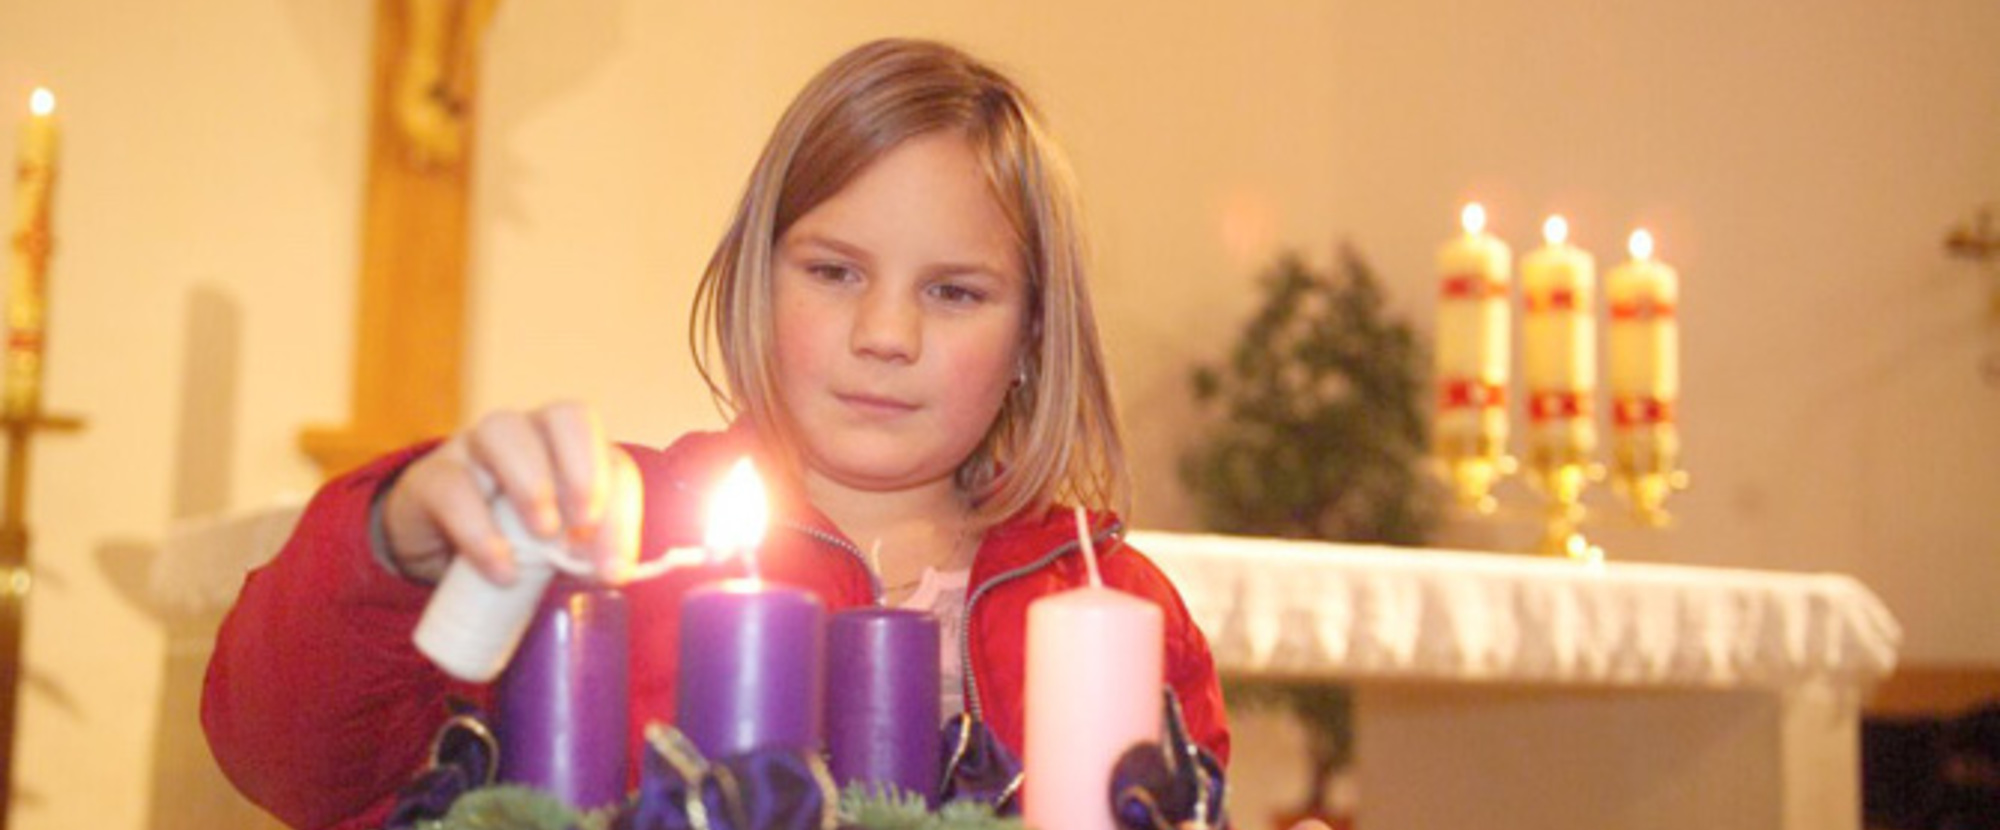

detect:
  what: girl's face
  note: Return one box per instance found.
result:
[771,131,1029,496]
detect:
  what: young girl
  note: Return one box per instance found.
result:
[202,38,1229,830]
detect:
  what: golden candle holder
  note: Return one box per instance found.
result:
[1437,413,1688,561]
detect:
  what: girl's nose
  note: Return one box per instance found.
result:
[850,286,921,363]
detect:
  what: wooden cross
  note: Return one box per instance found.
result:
[300,0,501,476]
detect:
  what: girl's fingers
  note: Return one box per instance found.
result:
[385,403,636,586]
[465,410,562,538]
[535,401,611,536]
[382,437,516,585]
[421,454,520,585]
[588,448,645,582]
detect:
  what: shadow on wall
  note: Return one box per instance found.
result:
[87,286,287,828]
[14,570,76,813]
[95,539,284,830]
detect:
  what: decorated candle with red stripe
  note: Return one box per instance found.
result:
[6,88,57,418]
[1606,229,1680,471]
[1520,215,1597,462]
[1434,203,1513,459]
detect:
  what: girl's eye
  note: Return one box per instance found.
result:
[805,262,857,283]
[930,283,987,305]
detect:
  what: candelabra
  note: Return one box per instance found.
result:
[1432,208,1687,559]
[2,86,81,828]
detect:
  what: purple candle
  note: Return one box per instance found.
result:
[496,580,630,809]
[826,607,942,803]
[675,579,825,758]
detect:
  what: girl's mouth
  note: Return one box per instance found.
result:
[836,392,920,415]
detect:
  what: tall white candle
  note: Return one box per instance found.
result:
[1023,512,1162,830]
[6,88,58,417]
[1434,202,1512,455]
[1519,215,1597,461]
[1606,229,1679,466]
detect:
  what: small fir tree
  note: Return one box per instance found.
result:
[1180,245,1440,820]
[1183,247,1435,545]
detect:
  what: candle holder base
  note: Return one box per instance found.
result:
[1434,432,1516,516]
[1438,453,1516,515]
[1525,457,1602,561]
[1611,468,1690,528]
[1535,518,1604,562]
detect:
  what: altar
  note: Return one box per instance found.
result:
[1133,531,1901,830]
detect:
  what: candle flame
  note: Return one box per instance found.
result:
[1460,203,1487,235]
[1542,215,1569,246]
[704,459,769,559]
[28,88,54,117]
[1629,229,1655,261]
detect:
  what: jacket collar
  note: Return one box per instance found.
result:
[970,504,1123,584]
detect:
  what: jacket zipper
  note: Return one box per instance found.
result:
[776,520,884,603]
[960,519,1123,722]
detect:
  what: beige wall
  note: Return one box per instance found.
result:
[1,1,1996,828]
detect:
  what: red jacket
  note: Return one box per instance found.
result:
[202,429,1229,830]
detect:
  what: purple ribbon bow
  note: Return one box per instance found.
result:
[611,726,839,830]
[384,700,501,830]
[936,713,1023,813]
[1110,688,1229,830]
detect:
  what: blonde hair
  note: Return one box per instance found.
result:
[690,38,1128,527]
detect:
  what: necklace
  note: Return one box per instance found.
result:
[873,519,979,602]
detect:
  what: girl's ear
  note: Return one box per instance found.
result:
[1021,305,1043,366]
[1013,322,1038,387]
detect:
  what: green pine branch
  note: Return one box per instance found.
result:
[393,781,1027,830]
[838,784,1024,830]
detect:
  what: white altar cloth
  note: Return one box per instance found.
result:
[1131,531,1901,830]
[1132,531,1900,692]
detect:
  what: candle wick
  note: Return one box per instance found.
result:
[1072,506,1104,589]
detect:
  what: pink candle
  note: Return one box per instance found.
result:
[1023,512,1163,830]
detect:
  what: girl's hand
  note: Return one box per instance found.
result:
[379,401,642,586]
